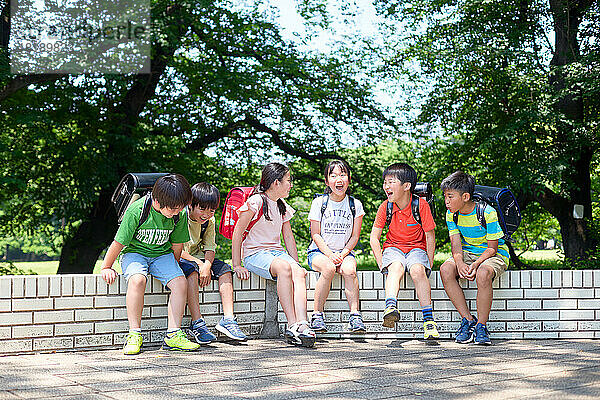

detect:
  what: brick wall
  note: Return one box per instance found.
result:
[1,270,599,354]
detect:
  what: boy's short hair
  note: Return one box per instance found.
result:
[440,171,475,198]
[190,182,220,210]
[152,173,192,209]
[383,163,417,193]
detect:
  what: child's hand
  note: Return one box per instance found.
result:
[329,253,344,266]
[198,264,212,288]
[101,267,117,285]
[457,261,470,280]
[466,263,479,281]
[234,265,250,280]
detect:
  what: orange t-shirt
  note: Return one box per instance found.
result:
[373,198,436,253]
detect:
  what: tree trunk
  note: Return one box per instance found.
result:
[57,191,117,274]
[545,0,596,263]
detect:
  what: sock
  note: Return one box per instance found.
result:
[422,305,433,322]
[130,328,142,334]
[191,318,204,328]
[385,297,397,309]
[166,328,179,337]
[222,315,235,321]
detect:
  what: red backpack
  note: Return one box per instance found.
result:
[219,187,264,240]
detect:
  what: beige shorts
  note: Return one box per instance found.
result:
[445,251,508,280]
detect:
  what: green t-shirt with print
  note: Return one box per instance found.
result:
[115,197,190,258]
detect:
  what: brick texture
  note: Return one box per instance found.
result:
[1,270,600,353]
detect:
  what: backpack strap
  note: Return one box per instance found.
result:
[385,201,394,227]
[137,194,153,229]
[348,196,356,219]
[411,195,421,226]
[476,201,487,230]
[200,220,209,238]
[320,194,329,218]
[453,203,487,237]
[242,195,264,240]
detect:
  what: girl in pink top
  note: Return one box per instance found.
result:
[231,162,316,347]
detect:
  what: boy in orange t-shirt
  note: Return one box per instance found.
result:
[369,163,439,339]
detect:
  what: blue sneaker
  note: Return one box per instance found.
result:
[348,313,366,333]
[474,323,492,345]
[188,318,216,344]
[310,312,327,332]
[455,316,477,343]
[216,317,248,341]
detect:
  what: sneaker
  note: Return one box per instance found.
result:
[188,319,217,344]
[455,316,477,344]
[382,305,400,328]
[284,327,301,345]
[423,320,440,340]
[473,323,492,345]
[286,321,316,348]
[310,312,327,332]
[123,332,143,355]
[216,317,248,341]
[348,313,366,333]
[163,329,201,351]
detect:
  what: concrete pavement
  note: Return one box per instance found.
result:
[1,338,599,399]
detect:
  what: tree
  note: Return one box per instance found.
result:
[0,0,389,273]
[375,0,600,264]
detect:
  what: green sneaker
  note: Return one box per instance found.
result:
[123,332,143,355]
[162,329,200,352]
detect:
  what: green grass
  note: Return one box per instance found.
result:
[0,249,566,275]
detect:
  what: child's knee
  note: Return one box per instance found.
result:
[167,275,187,293]
[127,274,147,290]
[409,264,427,280]
[318,263,336,279]
[440,262,456,279]
[476,266,494,286]
[340,264,357,278]
[387,262,404,276]
[271,259,292,279]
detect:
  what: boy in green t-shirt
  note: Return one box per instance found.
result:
[101,174,200,355]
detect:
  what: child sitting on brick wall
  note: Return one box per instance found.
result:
[439,170,509,345]
[369,163,439,340]
[179,182,247,343]
[101,174,200,355]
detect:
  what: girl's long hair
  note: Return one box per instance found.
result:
[255,162,289,221]
[323,159,351,195]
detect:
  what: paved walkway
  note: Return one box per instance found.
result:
[0,339,599,399]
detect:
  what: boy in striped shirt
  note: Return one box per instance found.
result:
[440,171,509,345]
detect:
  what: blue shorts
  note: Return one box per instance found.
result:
[381,247,431,277]
[121,252,184,286]
[307,249,355,271]
[243,249,300,281]
[179,258,233,279]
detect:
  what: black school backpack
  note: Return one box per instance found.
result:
[111,173,181,228]
[385,182,436,227]
[452,185,521,242]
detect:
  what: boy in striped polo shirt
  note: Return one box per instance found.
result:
[440,171,509,345]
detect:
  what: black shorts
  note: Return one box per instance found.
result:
[179,258,233,280]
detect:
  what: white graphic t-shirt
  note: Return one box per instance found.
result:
[307,195,365,253]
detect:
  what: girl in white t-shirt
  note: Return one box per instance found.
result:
[232,162,316,347]
[307,160,365,333]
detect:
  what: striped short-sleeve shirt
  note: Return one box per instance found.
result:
[445,206,510,265]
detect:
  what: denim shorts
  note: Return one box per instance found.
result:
[381,247,431,277]
[121,252,184,286]
[307,249,355,271]
[179,258,233,279]
[243,249,300,281]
